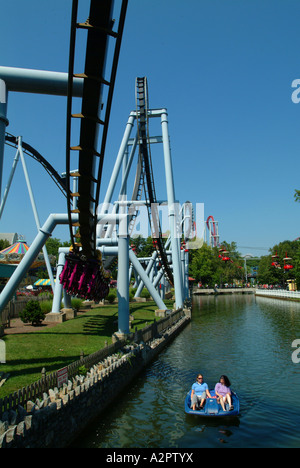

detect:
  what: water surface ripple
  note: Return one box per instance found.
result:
[72,295,300,448]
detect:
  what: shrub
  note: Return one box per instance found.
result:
[141,288,151,299]
[129,288,137,300]
[71,298,83,311]
[40,300,53,314]
[78,365,88,376]
[38,291,53,299]
[19,300,45,326]
[107,292,116,304]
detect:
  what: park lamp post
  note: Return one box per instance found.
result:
[242,254,253,284]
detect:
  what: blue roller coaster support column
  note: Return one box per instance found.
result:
[184,250,190,299]
[117,234,130,335]
[18,137,55,292]
[102,113,135,211]
[117,171,130,335]
[0,79,8,199]
[0,213,60,312]
[181,249,186,298]
[0,67,83,96]
[129,249,166,311]
[116,127,131,334]
[51,250,67,314]
[161,110,184,309]
[134,249,158,298]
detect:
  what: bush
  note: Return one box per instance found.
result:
[78,365,88,376]
[19,300,45,326]
[40,300,53,314]
[71,298,84,311]
[38,291,53,299]
[141,288,151,299]
[107,292,116,304]
[129,287,137,300]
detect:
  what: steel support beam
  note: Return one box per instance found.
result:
[161,110,184,308]
[0,79,8,198]
[0,67,83,96]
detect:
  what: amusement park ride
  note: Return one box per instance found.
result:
[0,0,194,336]
[206,215,219,248]
[271,252,294,271]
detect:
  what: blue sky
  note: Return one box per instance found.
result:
[1,0,300,258]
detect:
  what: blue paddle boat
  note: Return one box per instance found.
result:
[185,389,240,417]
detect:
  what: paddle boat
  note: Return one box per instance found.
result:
[185,389,240,417]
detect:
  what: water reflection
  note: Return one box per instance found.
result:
[72,295,300,448]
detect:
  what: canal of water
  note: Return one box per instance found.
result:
[72,294,300,448]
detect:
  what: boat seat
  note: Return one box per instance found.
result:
[206,398,219,414]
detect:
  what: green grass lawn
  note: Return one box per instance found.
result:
[0,301,169,399]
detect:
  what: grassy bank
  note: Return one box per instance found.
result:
[0,301,170,399]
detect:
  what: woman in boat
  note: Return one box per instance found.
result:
[191,374,212,410]
[215,375,233,411]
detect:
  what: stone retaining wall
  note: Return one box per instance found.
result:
[0,310,190,448]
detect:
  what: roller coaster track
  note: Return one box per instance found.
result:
[5,132,67,197]
[57,0,128,301]
[66,0,128,259]
[206,215,218,247]
[135,77,174,286]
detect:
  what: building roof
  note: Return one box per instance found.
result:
[0,233,18,244]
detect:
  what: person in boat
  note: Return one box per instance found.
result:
[214,375,234,411]
[191,374,212,410]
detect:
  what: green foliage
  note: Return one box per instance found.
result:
[45,238,71,257]
[19,300,45,326]
[257,239,300,286]
[141,288,151,299]
[129,287,137,299]
[40,300,53,314]
[129,235,167,258]
[189,242,244,287]
[34,237,71,277]
[38,291,53,299]
[0,239,10,251]
[78,365,88,376]
[189,237,300,289]
[107,292,117,303]
[71,298,84,311]
[294,189,300,203]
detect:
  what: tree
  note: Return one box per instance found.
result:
[257,255,279,285]
[257,239,300,286]
[189,241,245,287]
[19,300,45,326]
[190,243,218,286]
[293,247,300,289]
[45,238,64,258]
[130,235,158,258]
[294,189,300,203]
[0,239,10,251]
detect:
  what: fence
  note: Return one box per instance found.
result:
[1,296,52,328]
[255,289,300,300]
[0,308,186,417]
